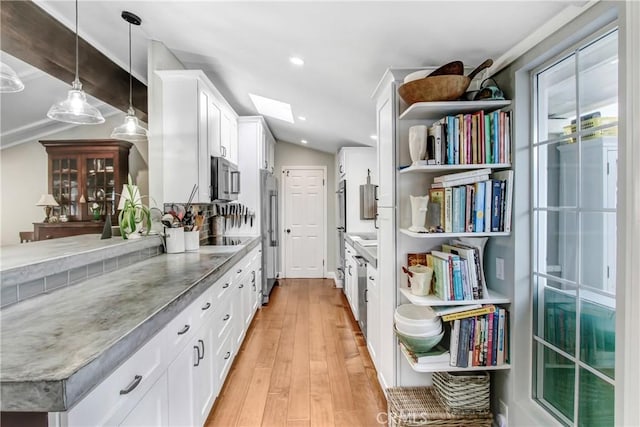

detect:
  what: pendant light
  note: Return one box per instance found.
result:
[47,0,105,125]
[111,11,147,142]
[0,61,25,93]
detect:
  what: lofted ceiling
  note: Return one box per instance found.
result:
[7,1,575,154]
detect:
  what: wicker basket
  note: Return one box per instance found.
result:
[386,386,492,427]
[432,372,491,415]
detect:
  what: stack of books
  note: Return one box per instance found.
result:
[425,110,511,166]
[428,169,513,233]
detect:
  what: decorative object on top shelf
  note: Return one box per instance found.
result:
[111,11,148,142]
[408,194,429,233]
[36,194,59,223]
[47,0,105,125]
[398,59,493,105]
[408,125,428,165]
[474,78,505,101]
[402,264,433,296]
[117,175,151,239]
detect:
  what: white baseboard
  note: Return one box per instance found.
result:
[326,271,336,280]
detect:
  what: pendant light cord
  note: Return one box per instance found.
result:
[75,0,79,82]
[128,21,133,109]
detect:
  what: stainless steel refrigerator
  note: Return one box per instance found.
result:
[260,170,279,304]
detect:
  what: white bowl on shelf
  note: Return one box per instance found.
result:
[395,321,442,338]
[394,304,442,336]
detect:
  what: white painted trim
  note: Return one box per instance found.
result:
[617,2,640,424]
[490,1,600,75]
[280,165,328,279]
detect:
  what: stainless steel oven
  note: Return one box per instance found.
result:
[211,156,240,202]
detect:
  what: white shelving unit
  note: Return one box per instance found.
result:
[399,100,511,120]
[401,351,511,373]
[399,229,510,238]
[399,287,510,306]
[399,163,511,174]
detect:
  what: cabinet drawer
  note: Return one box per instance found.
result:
[67,329,167,426]
[215,330,234,387]
[212,293,234,341]
[214,271,233,302]
[166,302,200,360]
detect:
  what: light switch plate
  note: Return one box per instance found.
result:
[496,258,505,280]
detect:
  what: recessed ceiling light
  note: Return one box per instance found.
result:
[370,134,378,140]
[290,56,305,66]
[301,139,308,144]
[298,116,306,121]
[249,93,294,123]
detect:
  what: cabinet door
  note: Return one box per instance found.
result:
[258,124,267,169]
[338,150,346,177]
[220,111,231,160]
[119,374,168,427]
[198,90,211,203]
[194,325,217,426]
[377,207,395,388]
[268,139,275,173]
[366,264,379,368]
[376,91,395,208]
[208,98,222,158]
[167,340,198,427]
[229,116,239,165]
[50,155,81,220]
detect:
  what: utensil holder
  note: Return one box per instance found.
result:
[165,227,185,253]
[184,230,200,252]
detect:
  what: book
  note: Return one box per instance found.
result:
[431,123,443,165]
[484,114,491,164]
[400,342,450,364]
[492,170,514,232]
[474,181,485,232]
[447,116,455,165]
[433,168,492,183]
[484,180,492,233]
[442,243,479,300]
[431,304,482,317]
[465,184,474,232]
[451,255,463,300]
[444,187,453,233]
[450,319,461,366]
[407,252,428,267]
[491,179,503,232]
[486,312,494,366]
[452,186,462,233]
[441,305,496,322]
[497,308,506,365]
[428,188,445,229]
[457,318,471,367]
[431,174,490,188]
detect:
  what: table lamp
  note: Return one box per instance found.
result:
[36,194,59,223]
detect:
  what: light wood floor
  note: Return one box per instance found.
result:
[206,278,387,427]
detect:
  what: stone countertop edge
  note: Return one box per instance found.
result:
[0,237,260,413]
[345,234,377,268]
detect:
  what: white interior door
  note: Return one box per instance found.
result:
[283,167,326,278]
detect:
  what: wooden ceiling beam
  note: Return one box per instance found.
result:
[1,1,148,122]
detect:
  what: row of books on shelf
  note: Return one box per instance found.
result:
[428,169,513,233]
[425,110,511,166]
[408,239,487,302]
[401,305,509,368]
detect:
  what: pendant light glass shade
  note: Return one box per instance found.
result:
[112,11,148,142]
[0,62,25,93]
[47,0,105,125]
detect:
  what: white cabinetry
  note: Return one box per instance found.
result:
[154,70,238,205]
[366,263,380,369]
[337,147,377,234]
[62,247,262,427]
[344,242,359,321]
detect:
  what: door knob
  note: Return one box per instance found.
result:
[286,228,291,234]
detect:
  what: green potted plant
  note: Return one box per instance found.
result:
[117,175,151,239]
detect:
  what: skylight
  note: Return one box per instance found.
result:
[249,94,294,123]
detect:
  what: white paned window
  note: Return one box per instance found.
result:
[531,28,618,426]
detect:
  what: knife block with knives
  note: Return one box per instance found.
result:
[212,203,255,233]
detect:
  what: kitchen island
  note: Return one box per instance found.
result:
[0,235,260,418]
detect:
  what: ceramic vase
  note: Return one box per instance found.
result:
[408,125,428,165]
[408,195,429,233]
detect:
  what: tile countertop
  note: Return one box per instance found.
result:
[0,237,259,412]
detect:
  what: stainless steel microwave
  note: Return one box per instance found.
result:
[211,156,240,202]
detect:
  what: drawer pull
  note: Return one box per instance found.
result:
[237,269,243,274]
[198,339,205,360]
[201,302,211,311]
[177,324,191,335]
[194,346,201,367]
[223,314,230,321]
[222,283,230,289]
[368,276,375,281]
[119,375,142,395]
[239,284,244,289]
[224,351,231,360]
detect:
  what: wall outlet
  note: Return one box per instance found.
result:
[499,399,509,426]
[496,257,505,280]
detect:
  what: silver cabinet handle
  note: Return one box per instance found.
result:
[202,302,211,311]
[198,339,205,360]
[223,314,230,321]
[239,284,244,289]
[365,288,369,303]
[348,265,352,276]
[120,375,142,395]
[223,283,229,289]
[177,324,190,335]
[374,185,379,201]
[369,276,375,281]
[374,213,379,229]
[224,351,231,360]
[237,269,243,274]
[194,345,201,367]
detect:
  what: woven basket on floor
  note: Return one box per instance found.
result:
[386,386,492,426]
[432,372,491,415]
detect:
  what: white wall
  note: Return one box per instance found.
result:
[274,140,336,275]
[0,113,148,246]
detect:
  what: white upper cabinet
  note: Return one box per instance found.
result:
[155,70,237,205]
[337,147,377,233]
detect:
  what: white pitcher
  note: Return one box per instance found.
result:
[408,125,428,165]
[408,195,429,233]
